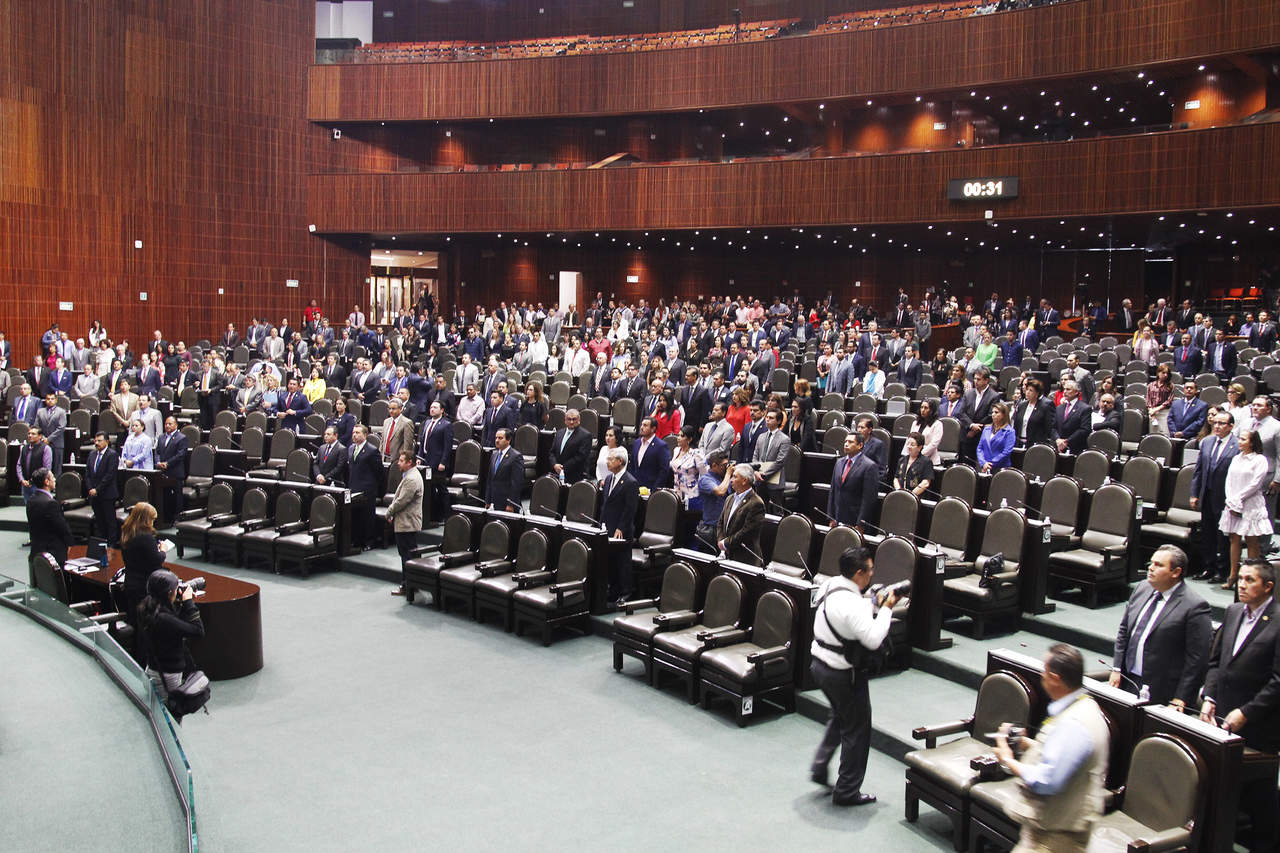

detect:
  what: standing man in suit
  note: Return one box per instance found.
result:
[962,368,999,462]
[313,426,348,486]
[85,432,119,547]
[599,446,641,603]
[484,428,523,513]
[418,401,452,522]
[347,424,384,551]
[752,409,791,510]
[388,451,425,597]
[480,390,515,447]
[1109,544,1211,707]
[322,353,348,390]
[153,416,188,522]
[549,409,593,484]
[1205,328,1238,382]
[196,358,223,430]
[828,433,879,529]
[11,383,37,426]
[35,393,67,474]
[1201,559,1280,852]
[897,344,924,392]
[717,463,766,566]
[278,377,312,433]
[1190,412,1239,582]
[1053,379,1093,455]
[379,398,415,467]
[26,466,73,575]
[134,354,163,398]
[1251,310,1278,353]
[854,416,888,482]
[737,399,768,463]
[677,368,712,431]
[998,328,1024,369]
[17,427,53,503]
[631,417,672,490]
[110,380,140,425]
[1167,380,1208,440]
[1171,333,1202,377]
[233,374,263,415]
[699,403,735,458]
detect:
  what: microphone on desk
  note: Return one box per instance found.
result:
[741,543,765,566]
[791,549,814,581]
[809,505,842,528]
[860,519,939,552]
[1002,497,1046,520]
[574,510,604,529]
[1097,659,1150,702]
[457,493,486,507]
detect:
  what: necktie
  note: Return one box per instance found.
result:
[840,457,852,483]
[492,450,503,475]
[603,473,613,499]
[93,451,99,473]
[1124,591,1163,674]
[559,430,570,454]
[1213,437,1225,467]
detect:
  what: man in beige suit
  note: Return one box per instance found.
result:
[388,451,424,596]
[110,379,140,424]
[379,398,415,466]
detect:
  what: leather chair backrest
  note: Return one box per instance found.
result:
[565,480,598,523]
[181,424,202,449]
[580,408,599,436]
[452,420,474,443]
[304,414,327,435]
[514,424,539,456]
[567,394,589,412]
[1084,483,1134,542]
[851,394,876,414]
[346,398,363,420]
[751,590,795,648]
[987,469,1027,510]
[311,398,333,418]
[530,476,561,518]
[822,425,848,454]
[209,426,233,449]
[918,384,940,400]
[31,552,68,602]
[76,396,101,414]
[369,399,390,425]
[981,508,1025,569]
[1040,476,1080,529]
[1199,386,1226,407]
[784,445,802,483]
[660,562,698,612]
[873,536,916,586]
[69,408,92,433]
[215,410,237,431]
[55,471,82,502]
[973,671,1033,738]
[1123,734,1202,831]
[384,462,404,496]
[94,413,118,438]
[1120,407,1144,443]
[180,387,198,409]
[123,475,150,506]
[556,538,590,584]
[547,408,566,430]
[892,413,915,437]
[549,381,571,406]
[880,489,919,540]
[1121,456,1160,504]
[937,417,961,453]
[1086,429,1119,458]
[284,448,312,482]
[478,521,510,562]
[611,397,637,429]
[817,526,862,576]
[820,409,845,430]
[1072,450,1110,490]
[1171,464,1195,510]
[454,440,482,476]
[928,497,970,555]
[1096,351,1118,372]
[441,514,471,552]
[588,396,610,415]
[241,426,265,459]
[245,411,269,433]
[644,489,680,535]
[771,514,813,571]
[208,483,234,517]
[275,490,303,526]
[940,465,976,506]
[241,487,268,521]
[1022,443,1056,482]
[515,529,549,572]
[309,494,337,530]
[821,392,844,411]
[1137,433,1172,465]
[702,573,745,628]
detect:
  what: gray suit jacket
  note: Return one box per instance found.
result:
[699,418,735,458]
[752,428,791,488]
[1112,580,1212,706]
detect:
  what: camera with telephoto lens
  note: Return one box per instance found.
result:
[178,577,206,594]
[867,579,911,606]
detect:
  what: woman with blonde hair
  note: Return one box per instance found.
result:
[121,502,166,618]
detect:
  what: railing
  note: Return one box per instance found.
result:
[0,571,196,853]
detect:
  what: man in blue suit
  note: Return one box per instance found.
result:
[1204,328,1238,382]
[347,424,384,550]
[1171,332,1202,377]
[828,433,879,528]
[1190,412,1238,582]
[736,400,768,464]
[85,432,120,547]
[1015,321,1039,355]
[599,446,640,602]
[278,377,313,433]
[134,354,164,398]
[1167,381,1209,441]
[484,428,523,513]
[418,401,453,522]
[480,390,516,447]
[47,358,74,396]
[153,416,188,522]
[631,417,671,490]
[997,329,1024,370]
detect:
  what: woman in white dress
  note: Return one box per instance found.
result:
[1221,429,1274,588]
[595,426,625,483]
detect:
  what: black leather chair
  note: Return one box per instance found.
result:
[940,464,977,506]
[929,496,972,565]
[630,488,680,594]
[448,440,482,500]
[1047,482,1135,607]
[765,513,813,578]
[985,468,1027,512]
[1142,464,1199,554]
[650,573,746,703]
[184,444,216,502]
[474,529,551,631]
[207,486,269,565]
[174,482,235,558]
[272,494,338,576]
[942,507,1025,638]
[240,490,303,571]
[698,590,798,726]
[113,476,152,526]
[28,553,127,634]
[815,525,862,578]
[1087,734,1203,852]
[402,513,473,606]
[879,489,919,540]
[564,480,597,523]
[528,476,562,519]
[1040,475,1082,551]
[55,471,87,512]
[612,561,699,683]
[511,537,592,646]
[903,670,1035,851]
[248,429,295,479]
[438,520,511,618]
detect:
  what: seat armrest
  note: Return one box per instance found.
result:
[309,525,335,541]
[477,560,515,578]
[176,508,207,522]
[514,570,554,589]
[746,643,792,675]
[276,521,307,536]
[440,551,475,568]
[642,542,673,556]
[207,513,239,527]
[697,627,750,648]
[993,570,1020,589]
[241,518,272,532]
[911,717,973,749]
[653,611,699,631]
[90,611,126,625]
[69,601,98,614]
[620,596,659,614]
[408,544,439,558]
[550,578,586,605]
[1127,825,1192,853]
[1103,785,1125,812]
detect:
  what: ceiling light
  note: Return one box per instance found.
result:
[1198,64,1206,71]
[1137,71,1145,79]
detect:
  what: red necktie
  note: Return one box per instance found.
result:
[840,457,851,483]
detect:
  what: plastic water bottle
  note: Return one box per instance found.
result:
[1000,498,1008,508]
[1138,685,1151,702]
[559,469,565,483]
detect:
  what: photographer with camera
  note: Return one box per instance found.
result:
[136,569,205,702]
[993,644,1110,852]
[808,545,902,806]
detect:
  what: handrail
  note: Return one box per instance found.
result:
[0,571,196,853]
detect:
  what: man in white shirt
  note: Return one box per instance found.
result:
[810,545,900,806]
[455,383,484,428]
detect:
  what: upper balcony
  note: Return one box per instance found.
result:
[308,0,1280,122]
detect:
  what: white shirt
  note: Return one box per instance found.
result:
[1129,582,1180,677]
[810,575,894,670]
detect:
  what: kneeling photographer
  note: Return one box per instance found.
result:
[137,570,208,720]
[808,545,906,806]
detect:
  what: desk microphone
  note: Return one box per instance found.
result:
[741,543,765,566]
[791,549,814,581]
[1003,497,1046,520]
[458,493,486,507]
[1097,659,1150,701]
[860,519,940,552]
[575,510,603,528]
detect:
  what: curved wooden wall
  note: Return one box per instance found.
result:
[307,123,1280,233]
[308,0,1280,121]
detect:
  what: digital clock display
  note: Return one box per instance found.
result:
[947,177,1019,200]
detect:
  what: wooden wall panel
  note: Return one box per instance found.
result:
[310,0,1280,122]
[308,123,1280,233]
[0,1,366,364]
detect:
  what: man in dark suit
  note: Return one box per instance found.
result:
[85,432,119,547]
[736,400,768,464]
[853,416,888,482]
[1201,559,1280,852]
[616,363,646,404]
[484,428,523,513]
[1171,332,1202,377]
[1116,299,1137,332]
[1092,393,1122,433]
[828,433,879,529]
[549,408,593,484]
[1015,322,1039,355]
[347,424,384,550]
[677,370,712,431]
[278,377,312,433]
[599,446,640,602]
[417,401,452,522]
[1251,310,1278,353]
[1167,380,1209,440]
[962,369,999,462]
[1013,378,1056,446]
[195,358,224,430]
[153,416,188,521]
[26,467,74,576]
[1110,544,1212,707]
[717,463,766,566]
[322,353,347,389]
[11,383,38,425]
[896,344,924,391]
[1204,328,1238,381]
[480,391,516,447]
[1053,379,1092,455]
[134,354,163,398]
[939,382,970,430]
[1190,412,1238,582]
[423,374,454,420]
[631,417,671,490]
[314,426,348,487]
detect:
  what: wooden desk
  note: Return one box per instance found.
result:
[66,545,263,680]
